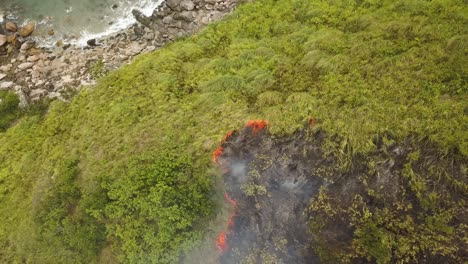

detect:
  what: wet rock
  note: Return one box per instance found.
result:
[133,26,145,36]
[132,9,152,27]
[111,4,119,9]
[19,21,36,37]
[6,22,17,32]
[20,41,35,51]
[87,39,99,46]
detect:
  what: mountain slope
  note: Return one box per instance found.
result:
[0,0,466,263]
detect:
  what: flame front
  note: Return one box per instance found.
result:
[246,120,267,135]
[224,192,238,208]
[216,232,228,252]
[213,146,224,163]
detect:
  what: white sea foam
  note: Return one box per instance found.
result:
[73,0,164,47]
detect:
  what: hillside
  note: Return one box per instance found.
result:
[0,0,466,263]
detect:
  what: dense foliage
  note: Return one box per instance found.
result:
[0,0,466,263]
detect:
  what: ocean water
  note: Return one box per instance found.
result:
[0,0,163,46]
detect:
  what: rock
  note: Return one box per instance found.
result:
[0,65,12,72]
[112,4,119,9]
[48,29,55,36]
[132,9,152,27]
[166,0,182,11]
[6,34,16,44]
[61,75,74,84]
[0,73,6,80]
[0,81,14,90]
[15,89,28,108]
[6,22,17,32]
[20,40,35,51]
[30,89,48,101]
[87,38,100,46]
[56,40,63,47]
[163,15,174,24]
[27,55,40,62]
[144,32,155,40]
[133,26,145,36]
[18,62,34,70]
[125,42,143,56]
[0,34,6,46]
[181,0,195,11]
[19,21,36,37]
[63,44,71,50]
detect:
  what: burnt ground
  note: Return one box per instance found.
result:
[212,125,467,264]
[216,127,333,263]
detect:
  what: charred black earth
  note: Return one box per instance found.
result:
[216,124,331,263]
[213,122,466,264]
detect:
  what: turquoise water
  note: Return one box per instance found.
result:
[0,0,162,46]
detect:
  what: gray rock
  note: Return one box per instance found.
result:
[166,0,182,11]
[20,41,35,51]
[0,81,14,90]
[29,89,48,101]
[18,62,34,70]
[181,0,195,11]
[0,73,6,81]
[132,9,152,27]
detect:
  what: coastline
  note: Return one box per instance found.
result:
[0,0,239,107]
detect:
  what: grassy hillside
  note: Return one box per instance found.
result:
[0,0,466,263]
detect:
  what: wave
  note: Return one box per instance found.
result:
[72,0,164,47]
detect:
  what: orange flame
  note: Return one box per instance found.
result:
[217,232,228,252]
[223,130,234,142]
[213,146,224,163]
[227,214,236,229]
[224,192,238,208]
[246,120,267,135]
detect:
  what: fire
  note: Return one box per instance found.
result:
[224,192,238,208]
[217,232,228,252]
[223,130,234,142]
[227,213,236,229]
[213,146,224,163]
[246,120,267,135]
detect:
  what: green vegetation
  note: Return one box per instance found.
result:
[0,91,20,130]
[0,0,466,263]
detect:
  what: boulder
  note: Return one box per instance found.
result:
[19,22,35,37]
[0,73,6,80]
[166,0,182,11]
[6,34,16,44]
[20,40,35,51]
[0,81,13,90]
[132,9,152,27]
[17,62,34,70]
[87,38,100,47]
[6,22,17,32]
[181,0,195,11]
[0,34,6,46]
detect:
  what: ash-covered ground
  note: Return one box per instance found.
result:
[216,124,332,263]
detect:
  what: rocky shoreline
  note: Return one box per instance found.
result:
[0,0,238,107]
